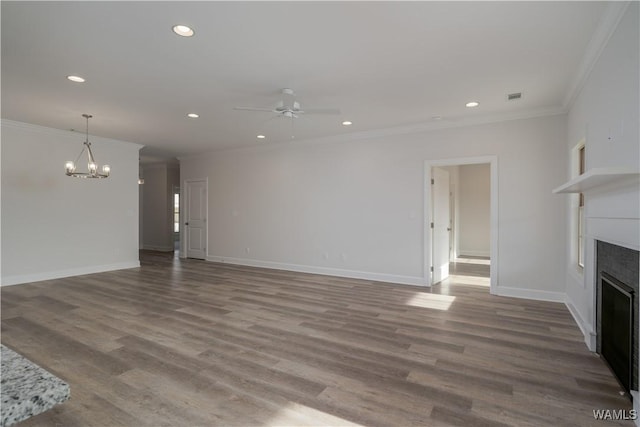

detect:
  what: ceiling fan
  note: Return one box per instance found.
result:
[234,89,341,138]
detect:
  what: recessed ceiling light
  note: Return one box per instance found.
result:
[342,121,353,126]
[187,113,199,118]
[257,134,266,139]
[172,25,194,37]
[465,101,480,108]
[432,115,443,120]
[67,75,85,83]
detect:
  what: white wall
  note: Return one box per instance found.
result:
[1,120,142,285]
[458,164,490,257]
[141,164,168,250]
[181,113,567,297]
[564,3,639,347]
[140,163,179,251]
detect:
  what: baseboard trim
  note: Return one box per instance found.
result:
[564,294,597,351]
[493,286,565,302]
[1,261,141,286]
[458,251,491,258]
[206,255,427,287]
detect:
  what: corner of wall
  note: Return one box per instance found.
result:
[564,292,596,351]
[493,286,565,303]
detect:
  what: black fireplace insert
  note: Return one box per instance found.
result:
[601,272,634,394]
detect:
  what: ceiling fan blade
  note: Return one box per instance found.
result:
[300,108,341,115]
[233,107,275,112]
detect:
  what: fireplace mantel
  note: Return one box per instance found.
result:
[553,167,639,194]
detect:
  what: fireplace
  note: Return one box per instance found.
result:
[597,241,640,396]
[601,272,634,393]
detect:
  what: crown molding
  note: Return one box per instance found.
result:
[1,118,144,150]
[562,1,631,110]
[179,105,566,161]
[338,105,567,143]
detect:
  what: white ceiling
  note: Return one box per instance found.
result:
[2,1,610,160]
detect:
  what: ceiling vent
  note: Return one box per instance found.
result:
[507,92,522,101]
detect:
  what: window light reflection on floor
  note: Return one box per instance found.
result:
[264,401,365,427]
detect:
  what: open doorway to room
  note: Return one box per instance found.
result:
[138,150,181,254]
[425,156,497,293]
[449,163,491,286]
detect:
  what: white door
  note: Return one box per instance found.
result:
[432,167,451,284]
[185,180,207,260]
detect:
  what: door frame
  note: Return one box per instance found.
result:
[424,156,498,294]
[173,185,181,249]
[181,178,208,260]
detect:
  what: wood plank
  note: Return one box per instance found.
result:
[0,251,633,426]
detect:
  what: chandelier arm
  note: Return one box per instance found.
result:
[73,144,87,165]
[85,142,96,165]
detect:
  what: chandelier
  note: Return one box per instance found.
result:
[65,114,110,178]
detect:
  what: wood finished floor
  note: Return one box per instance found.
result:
[449,256,490,279]
[1,251,633,426]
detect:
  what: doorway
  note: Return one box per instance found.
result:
[184,179,208,260]
[425,156,498,294]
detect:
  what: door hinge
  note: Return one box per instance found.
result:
[430,266,434,272]
[431,178,434,185]
[430,222,434,229]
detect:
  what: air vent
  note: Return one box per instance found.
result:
[507,92,522,101]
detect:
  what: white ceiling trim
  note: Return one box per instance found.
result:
[1,119,144,151]
[562,1,631,110]
[178,105,566,161]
